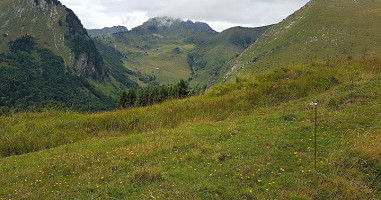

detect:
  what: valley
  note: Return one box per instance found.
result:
[92,17,271,88]
[0,0,380,199]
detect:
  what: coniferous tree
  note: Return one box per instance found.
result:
[136,89,148,107]
[117,89,137,109]
[117,91,128,108]
[126,88,137,108]
[175,79,189,98]
[117,80,193,109]
[159,85,169,102]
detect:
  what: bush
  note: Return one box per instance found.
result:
[8,35,36,53]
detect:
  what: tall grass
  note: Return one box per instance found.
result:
[0,59,380,199]
[1,59,380,158]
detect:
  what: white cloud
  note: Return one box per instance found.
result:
[59,0,310,32]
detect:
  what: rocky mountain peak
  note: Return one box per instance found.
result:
[138,17,216,33]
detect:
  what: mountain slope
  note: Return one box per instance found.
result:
[0,0,138,112]
[0,0,105,78]
[187,25,272,87]
[1,59,380,199]
[95,17,270,88]
[225,0,381,78]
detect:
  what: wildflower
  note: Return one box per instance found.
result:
[258,179,262,183]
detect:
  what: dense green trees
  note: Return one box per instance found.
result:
[117,80,192,109]
[0,36,114,113]
[8,35,36,53]
[117,89,136,109]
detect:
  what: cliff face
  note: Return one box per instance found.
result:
[0,0,105,79]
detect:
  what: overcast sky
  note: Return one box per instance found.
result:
[59,0,310,32]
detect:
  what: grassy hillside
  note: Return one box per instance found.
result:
[187,25,272,87]
[94,18,270,88]
[225,0,381,79]
[1,0,381,199]
[1,59,380,199]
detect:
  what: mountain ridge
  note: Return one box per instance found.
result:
[0,0,140,112]
[94,17,270,88]
[223,0,381,79]
[135,17,217,34]
[88,26,128,37]
[0,0,104,78]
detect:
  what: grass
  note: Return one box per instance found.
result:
[228,0,381,80]
[122,44,192,85]
[97,32,194,86]
[0,59,380,199]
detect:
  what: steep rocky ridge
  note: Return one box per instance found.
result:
[0,0,104,79]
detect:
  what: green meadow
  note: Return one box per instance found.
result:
[1,59,380,199]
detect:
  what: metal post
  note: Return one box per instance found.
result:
[310,102,318,170]
[314,104,317,170]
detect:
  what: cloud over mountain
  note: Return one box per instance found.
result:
[60,0,309,31]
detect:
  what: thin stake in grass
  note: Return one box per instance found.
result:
[310,102,318,170]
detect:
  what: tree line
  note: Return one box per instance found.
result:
[117,80,199,109]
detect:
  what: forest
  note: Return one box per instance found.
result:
[0,35,114,114]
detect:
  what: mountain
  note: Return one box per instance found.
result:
[94,17,270,88]
[187,25,272,87]
[0,0,138,112]
[224,0,381,79]
[135,17,216,34]
[0,0,104,78]
[87,26,128,37]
